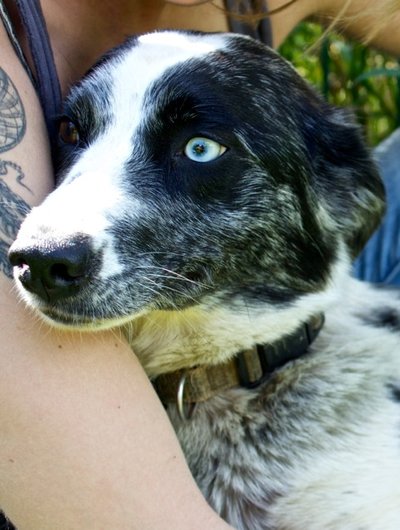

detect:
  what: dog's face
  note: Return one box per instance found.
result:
[9,31,384,329]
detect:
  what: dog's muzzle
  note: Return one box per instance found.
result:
[8,235,95,302]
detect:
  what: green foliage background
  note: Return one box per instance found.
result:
[279,22,400,146]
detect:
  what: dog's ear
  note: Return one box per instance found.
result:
[230,38,385,260]
[300,102,386,259]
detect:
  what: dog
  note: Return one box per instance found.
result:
[8,31,400,529]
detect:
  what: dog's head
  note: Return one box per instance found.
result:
[9,31,384,329]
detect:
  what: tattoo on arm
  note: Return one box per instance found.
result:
[0,67,26,151]
[0,177,30,277]
[0,67,32,278]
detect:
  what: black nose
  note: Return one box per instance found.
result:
[8,236,94,302]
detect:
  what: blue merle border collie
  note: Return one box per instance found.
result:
[9,31,400,529]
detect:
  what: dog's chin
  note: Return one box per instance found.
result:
[30,304,145,332]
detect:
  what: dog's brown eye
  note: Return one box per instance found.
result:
[59,119,80,146]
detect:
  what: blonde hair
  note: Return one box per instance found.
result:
[319,0,400,44]
[214,0,400,43]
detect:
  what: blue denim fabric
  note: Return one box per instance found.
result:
[353,128,400,285]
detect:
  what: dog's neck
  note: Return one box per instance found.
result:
[124,292,335,379]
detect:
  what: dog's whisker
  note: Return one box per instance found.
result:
[128,258,206,278]
[141,275,200,305]
[159,267,209,286]
[137,280,162,299]
[140,270,209,289]
[133,264,211,289]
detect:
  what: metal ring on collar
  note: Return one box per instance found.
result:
[176,372,196,421]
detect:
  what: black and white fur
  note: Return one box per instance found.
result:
[9,31,400,529]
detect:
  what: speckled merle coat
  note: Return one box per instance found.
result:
[9,31,400,529]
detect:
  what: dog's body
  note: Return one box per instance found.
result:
[9,31,400,529]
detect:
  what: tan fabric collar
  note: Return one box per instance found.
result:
[154,314,325,409]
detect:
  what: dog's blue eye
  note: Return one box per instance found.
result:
[184,137,226,162]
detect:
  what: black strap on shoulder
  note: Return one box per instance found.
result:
[224,0,273,47]
[15,0,62,157]
[0,512,15,530]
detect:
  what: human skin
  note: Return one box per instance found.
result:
[0,0,399,528]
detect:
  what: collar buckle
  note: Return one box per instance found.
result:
[235,313,325,388]
[154,313,325,415]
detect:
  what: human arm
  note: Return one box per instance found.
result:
[0,307,233,530]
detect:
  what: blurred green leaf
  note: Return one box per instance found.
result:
[279,22,400,146]
[354,68,400,84]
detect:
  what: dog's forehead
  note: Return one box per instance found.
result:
[68,30,287,123]
[103,31,230,96]
[136,31,228,64]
